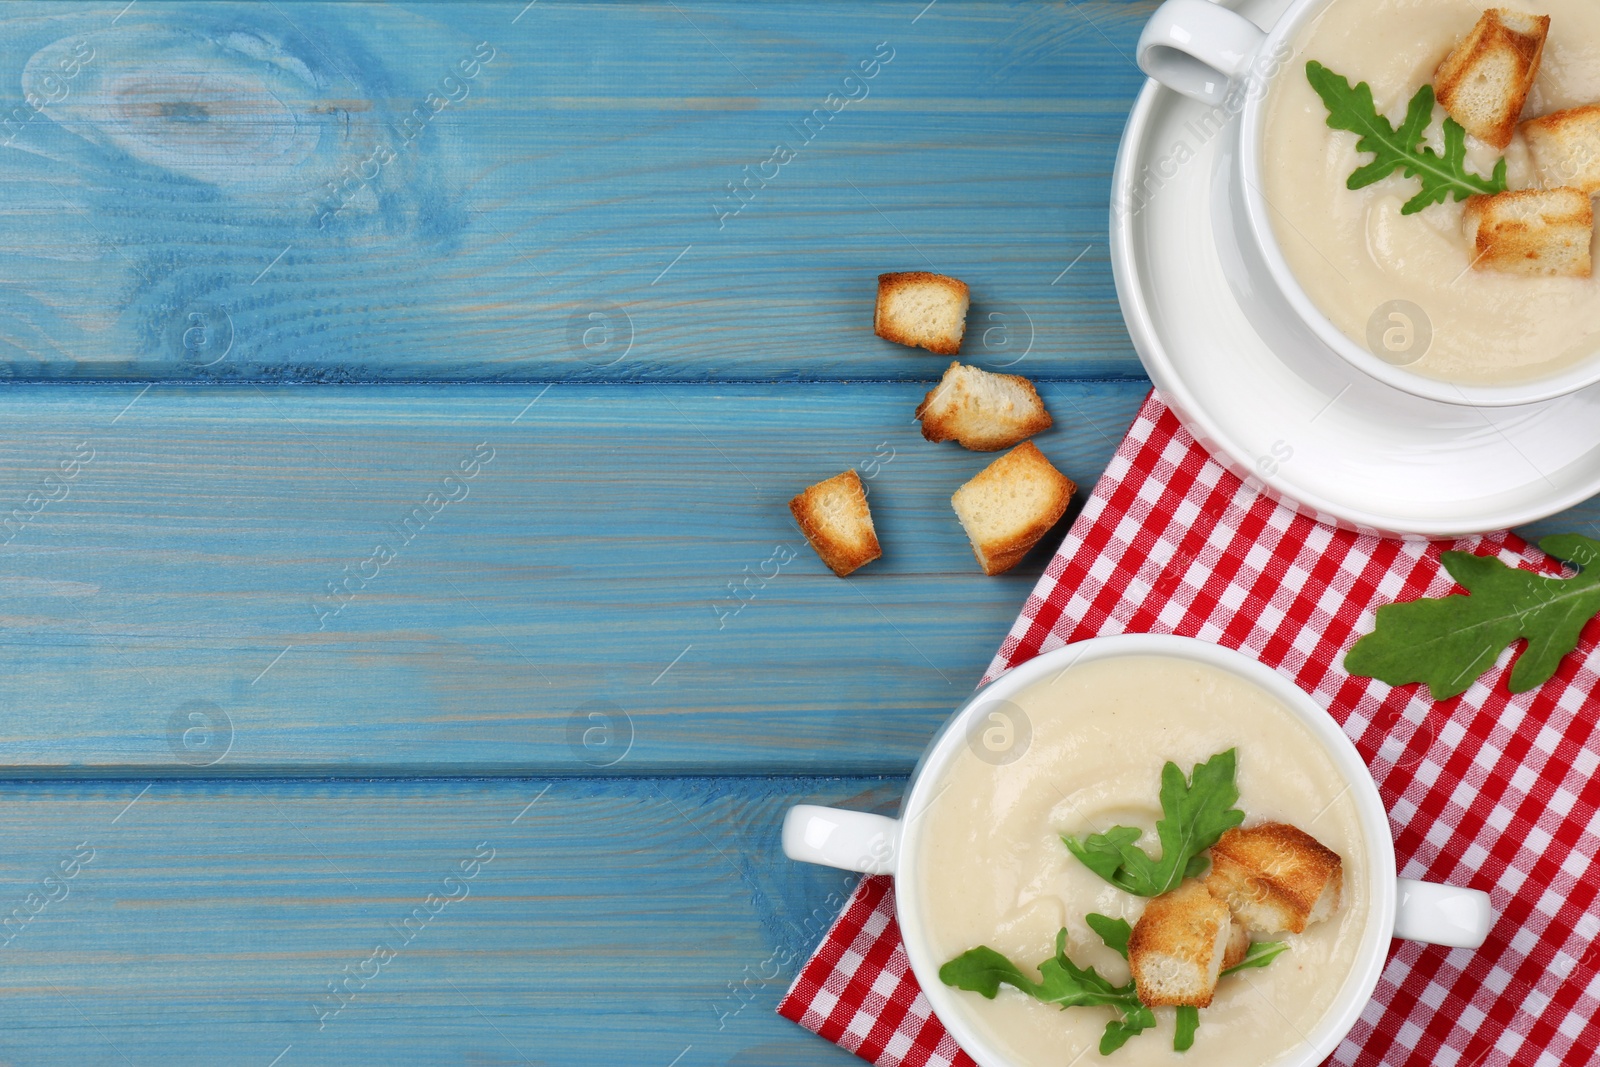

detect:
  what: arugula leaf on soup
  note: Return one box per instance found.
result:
[941,927,1155,1055]
[1062,749,1245,896]
[940,918,1286,1055]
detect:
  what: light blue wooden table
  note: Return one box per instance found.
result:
[0,2,1594,1064]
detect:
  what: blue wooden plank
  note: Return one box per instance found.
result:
[0,774,898,1065]
[0,0,1152,381]
[1510,509,1600,545]
[0,375,1591,776]
[0,379,1142,774]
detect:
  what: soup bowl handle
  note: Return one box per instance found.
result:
[783,805,899,875]
[1393,878,1493,949]
[1137,0,1268,106]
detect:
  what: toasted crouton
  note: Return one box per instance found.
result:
[789,470,882,577]
[1522,105,1600,196]
[1435,8,1550,149]
[1463,187,1594,278]
[1221,920,1251,971]
[915,362,1053,451]
[950,442,1075,576]
[875,271,970,355]
[1128,880,1233,1008]
[1204,823,1344,937]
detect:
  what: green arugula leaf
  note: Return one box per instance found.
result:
[1221,940,1288,977]
[1306,61,1506,215]
[937,946,1036,1000]
[1063,750,1246,896]
[1034,928,1142,1010]
[941,928,1152,1056]
[1173,1006,1200,1052]
[1033,956,1138,1011]
[1064,826,1146,890]
[1101,1005,1157,1055]
[941,922,1291,1056]
[939,931,1138,1011]
[1345,534,1600,700]
[1086,914,1132,960]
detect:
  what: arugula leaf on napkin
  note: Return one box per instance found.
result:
[939,928,1154,1055]
[1345,534,1600,700]
[1063,750,1246,896]
[1305,61,1507,214]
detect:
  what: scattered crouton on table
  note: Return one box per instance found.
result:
[950,441,1075,576]
[790,470,882,577]
[875,271,970,355]
[915,361,1053,452]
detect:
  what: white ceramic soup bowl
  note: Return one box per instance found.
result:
[1134,0,1600,408]
[783,634,1492,1067]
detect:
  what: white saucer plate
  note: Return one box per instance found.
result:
[1109,0,1600,538]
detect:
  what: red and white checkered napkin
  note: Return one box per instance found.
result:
[779,391,1600,1067]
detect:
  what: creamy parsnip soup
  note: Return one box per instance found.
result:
[1262,0,1600,385]
[906,656,1369,1066]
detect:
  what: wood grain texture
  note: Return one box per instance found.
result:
[0,380,1142,774]
[0,0,1154,382]
[2,3,1598,1065]
[0,775,898,1065]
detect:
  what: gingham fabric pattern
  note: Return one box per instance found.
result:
[779,391,1600,1067]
